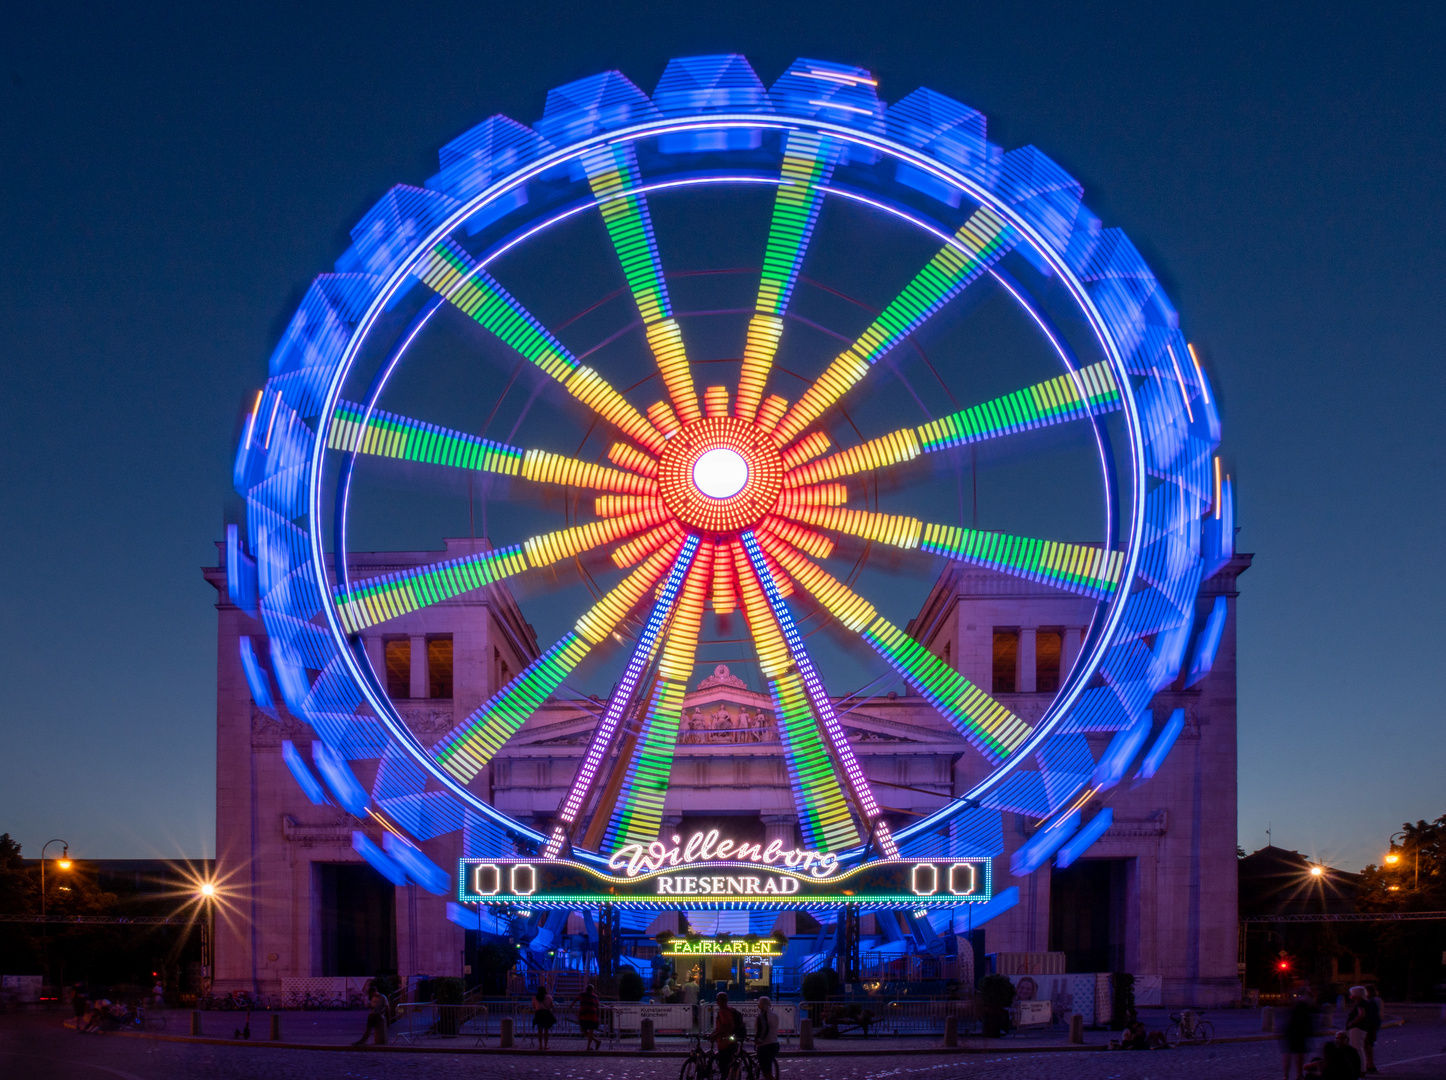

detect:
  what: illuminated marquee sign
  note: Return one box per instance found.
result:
[662,939,784,957]
[458,857,990,909]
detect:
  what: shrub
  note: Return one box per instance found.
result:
[618,968,645,1002]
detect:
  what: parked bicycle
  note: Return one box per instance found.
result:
[1166,1010,1213,1046]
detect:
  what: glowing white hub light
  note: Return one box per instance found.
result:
[693,448,748,499]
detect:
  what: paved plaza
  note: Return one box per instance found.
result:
[4,1010,1446,1080]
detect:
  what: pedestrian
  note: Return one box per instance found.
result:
[532,983,555,1050]
[577,982,601,1051]
[1344,986,1368,1068]
[70,984,88,1034]
[151,979,165,1010]
[1362,985,1381,1074]
[1283,991,1316,1080]
[755,994,781,1080]
[682,971,700,1031]
[351,981,387,1046]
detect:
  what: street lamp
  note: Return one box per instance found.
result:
[1387,832,1420,890]
[39,839,72,991]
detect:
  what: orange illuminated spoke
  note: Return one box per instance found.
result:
[779,505,924,550]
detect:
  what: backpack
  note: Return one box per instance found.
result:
[728,1007,745,1040]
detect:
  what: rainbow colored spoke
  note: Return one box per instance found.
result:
[329,401,524,474]
[914,360,1122,453]
[602,545,714,851]
[730,544,860,854]
[739,532,897,857]
[543,535,704,858]
[581,144,700,425]
[736,131,841,422]
[416,237,667,454]
[431,537,688,783]
[755,528,1032,764]
[771,206,1018,445]
[332,508,667,635]
[920,523,1124,599]
[329,402,656,496]
[783,360,1124,487]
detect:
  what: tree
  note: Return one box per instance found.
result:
[1357,814,1446,999]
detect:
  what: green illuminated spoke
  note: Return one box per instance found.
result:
[920,524,1124,600]
[415,238,667,453]
[737,131,840,422]
[772,205,1018,444]
[581,144,700,423]
[785,360,1123,488]
[430,539,689,783]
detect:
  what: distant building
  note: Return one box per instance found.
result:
[1238,845,1370,995]
[206,540,1250,1006]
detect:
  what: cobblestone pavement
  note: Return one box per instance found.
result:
[4,1012,1446,1080]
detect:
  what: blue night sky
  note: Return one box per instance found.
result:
[1,2,1441,872]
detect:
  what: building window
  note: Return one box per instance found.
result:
[384,638,410,699]
[992,629,1018,694]
[428,636,453,699]
[1036,629,1063,694]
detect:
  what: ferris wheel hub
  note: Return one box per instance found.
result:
[656,415,784,534]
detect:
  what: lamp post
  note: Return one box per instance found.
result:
[198,882,216,997]
[1386,832,1420,890]
[39,839,72,991]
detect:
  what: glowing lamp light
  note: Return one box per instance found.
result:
[693,448,748,499]
[1385,853,1400,865]
[199,882,217,897]
[56,859,72,871]
[1308,866,1324,877]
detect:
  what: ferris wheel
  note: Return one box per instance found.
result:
[230,55,1232,897]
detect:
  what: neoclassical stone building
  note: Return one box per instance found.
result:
[206,540,1249,1006]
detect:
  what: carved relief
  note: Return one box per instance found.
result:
[251,706,311,747]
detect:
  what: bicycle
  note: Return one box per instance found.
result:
[680,1032,754,1080]
[1166,1010,1213,1046]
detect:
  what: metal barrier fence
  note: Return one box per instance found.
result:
[386,1000,625,1048]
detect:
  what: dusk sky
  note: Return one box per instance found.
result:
[1,1,1441,872]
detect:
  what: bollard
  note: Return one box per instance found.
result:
[944,1015,958,1047]
[190,1010,202,1036]
[1261,1006,1275,1033]
[799,1017,814,1050]
[1069,1013,1084,1044]
[270,1013,282,1041]
[641,1017,655,1051]
[500,1015,514,1048]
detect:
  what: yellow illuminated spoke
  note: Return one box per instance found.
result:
[780,505,924,550]
[333,509,667,634]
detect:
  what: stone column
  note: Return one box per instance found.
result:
[1061,627,1083,680]
[410,634,428,699]
[363,635,385,683]
[764,815,798,848]
[1018,627,1037,693]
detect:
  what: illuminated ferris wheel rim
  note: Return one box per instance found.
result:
[303,109,1148,869]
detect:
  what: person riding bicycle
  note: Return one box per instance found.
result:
[712,991,743,1079]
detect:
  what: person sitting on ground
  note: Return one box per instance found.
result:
[1304,1031,1362,1080]
[70,985,88,1034]
[577,983,601,1052]
[1121,1011,1150,1050]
